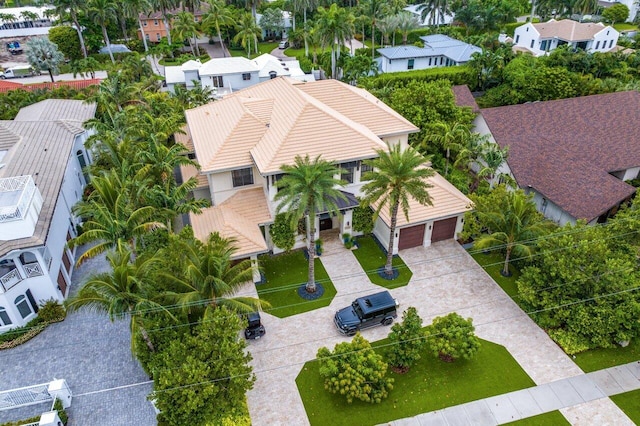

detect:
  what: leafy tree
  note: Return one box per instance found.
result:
[70,57,102,79]
[386,307,425,372]
[234,12,263,57]
[275,155,346,292]
[427,121,471,177]
[65,242,172,353]
[475,139,510,189]
[396,11,420,44]
[172,81,214,108]
[602,3,629,25]
[352,204,374,234]
[48,26,83,60]
[269,212,296,251]
[317,333,394,403]
[341,54,378,85]
[361,144,434,275]
[517,222,640,354]
[260,7,285,37]
[87,0,117,64]
[25,37,65,82]
[52,0,88,57]
[425,312,480,362]
[150,307,255,426]
[202,0,235,57]
[173,10,201,57]
[473,187,556,276]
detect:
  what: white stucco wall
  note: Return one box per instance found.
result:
[623,166,640,181]
[200,71,260,92]
[592,27,619,52]
[529,189,576,226]
[380,55,450,73]
[373,217,394,254]
[208,166,261,205]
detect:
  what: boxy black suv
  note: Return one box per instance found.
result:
[334,291,398,335]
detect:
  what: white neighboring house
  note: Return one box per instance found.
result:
[164,54,314,95]
[404,4,454,26]
[377,35,481,73]
[600,0,638,22]
[256,10,292,39]
[512,19,619,56]
[0,99,95,333]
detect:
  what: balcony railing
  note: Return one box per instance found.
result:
[23,262,43,278]
[0,268,22,292]
[0,175,36,223]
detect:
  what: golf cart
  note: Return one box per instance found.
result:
[244,312,266,340]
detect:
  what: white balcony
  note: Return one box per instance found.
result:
[0,175,43,239]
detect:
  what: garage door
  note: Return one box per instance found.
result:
[431,217,458,243]
[398,224,426,250]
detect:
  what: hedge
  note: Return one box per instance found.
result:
[359,65,475,90]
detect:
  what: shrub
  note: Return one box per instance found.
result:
[54,397,69,425]
[425,312,481,362]
[352,204,374,234]
[48,26,83,60]
[269,213,295,251]
[386,307,426,372]
[359,66,476,90]
[37,299,66,323]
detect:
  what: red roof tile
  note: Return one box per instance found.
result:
[481,92,640,222]
[0,78,101,93]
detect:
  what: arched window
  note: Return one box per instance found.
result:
[0,306,11,326]
[269,71,277,79]
[14,295,33,319]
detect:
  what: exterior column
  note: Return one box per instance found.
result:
[341,210,353,236]
[251,255,261,283]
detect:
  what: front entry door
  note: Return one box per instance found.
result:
[319,217,333,231]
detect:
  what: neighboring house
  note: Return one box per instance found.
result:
[377,35,480,73]
[458,87,640,226]
[181,77,472,281]
[404,4,454,26]
[164,54,314,95]
[0,99,96,333]
[0,6,53,38]
[599,0,638,22]
[512,19,619,56]
[137,7,207,43]
[256,11,292,40]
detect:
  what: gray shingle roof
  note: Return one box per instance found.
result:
[377,35,481,63]
[0,100,96,257]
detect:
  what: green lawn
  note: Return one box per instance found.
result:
[469,250,522,302]
[229,42,280,59]
[503,411,570,425]
[256,250,336,318]
[351,236,413,289]
[614,23,638,31]
[572,339,640,372]
[610,389,640,423]
[296,338,535,426]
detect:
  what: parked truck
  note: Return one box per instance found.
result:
[6,41,22,55]
[0,66,37,79]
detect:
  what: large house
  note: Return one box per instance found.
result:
[0,100,95,332]
[454,86,640,225]
[137,8,207,43]
[180,77,472,282]
[512,19,619,56]
[377,35,480,73]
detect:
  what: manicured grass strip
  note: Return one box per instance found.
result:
[503,411,570,425]
[614,23,638,31]
[469,250,524,306]
[229,42,280,59]
[296,338,535,426]
[257,250,336,318]
[610,389,640,423]
[351,236,412,289]
[573,339,640,373]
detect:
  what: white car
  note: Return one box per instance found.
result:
[278,40,289,49]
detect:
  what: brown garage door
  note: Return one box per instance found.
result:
[398,224,426,250]
[431,217,458,243]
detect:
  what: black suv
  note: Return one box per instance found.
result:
[334,291,398,335]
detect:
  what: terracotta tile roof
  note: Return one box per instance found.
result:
[185,77,407,174]
[452,85,480,113]
[0,100,96,257]
[376,172,472,227]
[189,187,272,258]
[0,79,101,94]
[174,125,194,152]
[480,91,640,221]
[179,163,208,188]
[533,19,609,41]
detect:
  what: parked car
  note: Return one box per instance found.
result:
[0,66,36,79]
[334,291,398,335]
[244,312,266,340]
[278,40,289,49]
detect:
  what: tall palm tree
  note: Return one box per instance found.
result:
[87,0,117,64]
[202,0,234,57]
[125,0,151,52]
[418,0,450,26]
[68,170,163,264]
[474,189,555,276]
[429,121,471,177]
[234,12,262,58]
[396,11,420,44]
[362,0,387,57]
[275,155,346,293]
[161,233,267,319]
[151,0,178,45]
[52,0,88,58]
[315,3,354,79]
[65,242,171,353]
[173,10,200,56]
[361,144,434,275]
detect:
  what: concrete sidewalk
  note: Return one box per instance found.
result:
[388,361,640,425]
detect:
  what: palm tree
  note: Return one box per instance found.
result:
[474,189,555,276]
[52,0,88,58]
[396,11,420,44]
[87,0,117,64]
[315,3,355,78]
[68,170,163,264]
[361,144,434,275]
[429,121,471,177]
[173,10,200,56]
[162,232,267,318]
[275,155,346,293]
[25,37,64,83]
[234,12,262,58]
[362,0,388,57]
[418,0,450,26]
[124,0,151,52]
[202,0,234,57]
[477,141,509,188]
[151,0,178,46]
[65,242,171,353]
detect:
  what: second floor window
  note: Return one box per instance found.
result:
[360,160,373,176]
[340,161,357,184]
[242,73,251,81]
[232,168,254,187]
[154,19,159,26]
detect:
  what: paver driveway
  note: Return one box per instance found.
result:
[245,239,632,425]
[0,250,156,426]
